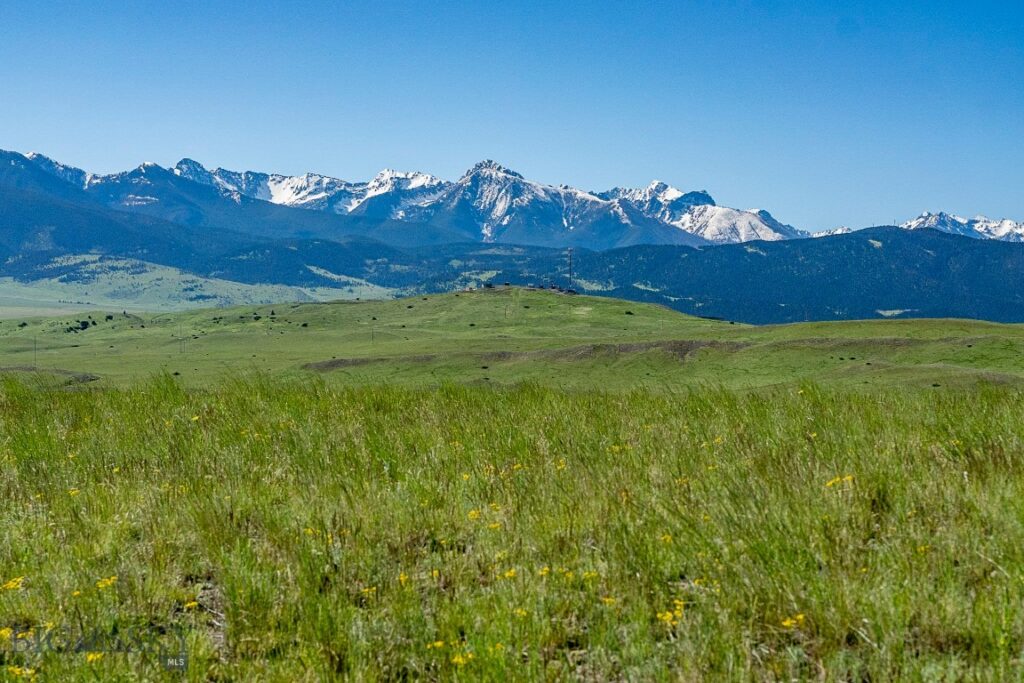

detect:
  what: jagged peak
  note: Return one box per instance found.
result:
[462,159,523,179]
[175,158,208,172]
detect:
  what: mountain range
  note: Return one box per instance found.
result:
[23,151,1024,246]
[2,147,1023,323]
[22,153,809,248]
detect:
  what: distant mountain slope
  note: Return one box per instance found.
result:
[580,227,1024,323]
[0,174,241,270]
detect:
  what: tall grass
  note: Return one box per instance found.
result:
[1,377,1023,680]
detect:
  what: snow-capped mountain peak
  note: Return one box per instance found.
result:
[901,212,1024,242]
[463,159,524,179]
[812,226,854,238]
[25,152,91,187]
[20,149,809,247]
[173,158,214,183]
[366,168,445,194]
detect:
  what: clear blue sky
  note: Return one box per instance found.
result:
[1,1,1021,230]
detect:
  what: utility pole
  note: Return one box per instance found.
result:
[567,247,574,291]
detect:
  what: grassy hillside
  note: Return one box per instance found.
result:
[3,291,1024,680]
[0,287,1022,389]
[0,254,388,316]
[2,381,1024,680]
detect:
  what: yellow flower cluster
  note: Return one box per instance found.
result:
[96,575,118,590]
[303,527,337,544]
[451,652,475,666]
[657,599,685,626]
[6,666,36,679]
[825,474,854,488]
[1,576,25,591]
[780,613,806,629]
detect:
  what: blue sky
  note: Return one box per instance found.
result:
[0,1,1021,230]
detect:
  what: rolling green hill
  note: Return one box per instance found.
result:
[2,287,1022,389]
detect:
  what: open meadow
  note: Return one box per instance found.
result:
[2,290,1024,680]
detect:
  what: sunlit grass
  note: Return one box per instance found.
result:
[2,377,1023,680]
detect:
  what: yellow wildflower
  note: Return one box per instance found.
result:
[503,568,517,579]
[1,576,25,591]
[656,610,679,626]
[96,575,118,590]
[184,601,199,610]
[600,596,617,606]
[451,652,475,666]
[86,652,104,663]
[399,572,408,587]
[537,566,550,577]
[467,509,481,521]
[513,607,528,618]
[427,640,445,649]
[68,488,80,497]
[780,613,806,629]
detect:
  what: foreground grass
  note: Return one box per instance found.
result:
[2,378,1024,680]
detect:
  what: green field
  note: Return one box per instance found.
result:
[1,287,1023,390]
[3,289,1024,680]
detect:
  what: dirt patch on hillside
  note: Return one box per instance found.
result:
[0,366,100,384]
[303,354,438,371]
[482,340,747,362]
[302,340,746,373]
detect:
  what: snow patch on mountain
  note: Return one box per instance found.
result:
[812,227,854,238]
[901,212,1024,242]
[672,205,803,243]
[25,152,92,187]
